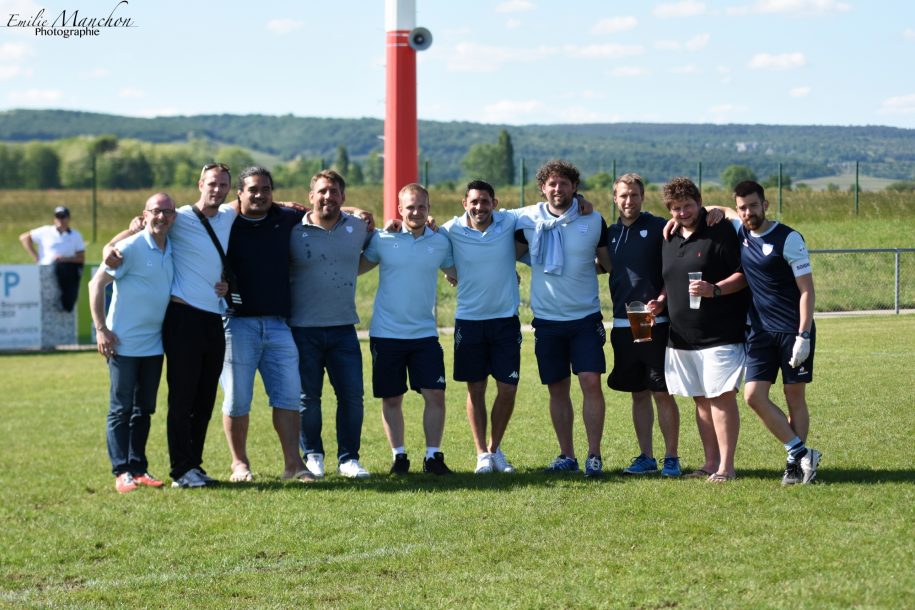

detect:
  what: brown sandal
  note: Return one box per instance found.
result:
[683,469,713,479]
[707,473,736,483]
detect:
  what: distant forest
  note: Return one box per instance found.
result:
[1,108,913,188]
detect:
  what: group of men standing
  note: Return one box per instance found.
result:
[87,158,821,493]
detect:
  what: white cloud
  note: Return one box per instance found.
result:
[671,64,699,74]
[0,42,29,61]
[565,43,643,59]
[591,16,638,34]
[505,18,521,29]
[118,88,145,99]
[481,99,545,123]
[904,28,915,40]
[0,65,32,80]
[789,86,811,97]
[558,106,616,123]
[7,88,63,104]
[561,89,608,101]
[85,68,109,79]
[685,33,710,50]
[610,66,648,77]
[727,0,850,15]
[707,103,746,123]
[748,52,806,70]
[447,42,555,72]
[266,18,304,34]
[880,93,915,114]
[495,0,534,13]
[654,40,681,51]
[654,1,707,18]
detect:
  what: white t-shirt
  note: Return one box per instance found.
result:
[29,225,85,265]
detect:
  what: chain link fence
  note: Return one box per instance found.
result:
[811,248,915,313]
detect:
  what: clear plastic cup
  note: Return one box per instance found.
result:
[688,272,702,309]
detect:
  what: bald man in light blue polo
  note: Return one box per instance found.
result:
[360,183,455,476]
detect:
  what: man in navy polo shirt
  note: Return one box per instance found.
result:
[219,166,312,483]
[516,160,613,477]
[89,193,176,493]
[360,183,456,475]
[605,173,683,478]
[731,180,821,485]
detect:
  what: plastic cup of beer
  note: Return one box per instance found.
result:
[626,301,654,342]
[688,272,702,309]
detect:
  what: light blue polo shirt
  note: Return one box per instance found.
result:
[104,229,175,357]
[439,209,522,320]
[169,203,237,314]
[521,203,605,322]
[363,226,454,339]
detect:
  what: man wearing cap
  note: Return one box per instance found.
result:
[19,205,86,311]
[89,193,176,493]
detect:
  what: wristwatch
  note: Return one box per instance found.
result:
[799,331,811,339]
[712,284,722,298]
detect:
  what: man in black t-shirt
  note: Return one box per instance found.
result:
[655,177,748,482]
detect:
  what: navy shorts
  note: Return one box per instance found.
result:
[607,323,669,393]
[745,325,815,385]
[454,316,522,385]
[532,312,606,385]
[370,337,446,398]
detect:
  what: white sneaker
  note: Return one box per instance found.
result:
[800,448,821,484]
[491,448,515,473]
[171,469,206,488]
[475,453,494,474]
[337,459,370,479]
[305,453,325,478]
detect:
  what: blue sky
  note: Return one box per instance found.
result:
[1,0,914,128]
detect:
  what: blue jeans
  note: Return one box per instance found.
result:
[221,316,300,416]
[107,354,164,476]
[292,325,364,462]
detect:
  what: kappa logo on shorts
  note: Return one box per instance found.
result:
[640,229,648,238]
[797,366,810,376]
[762,243,774,256]
[509,371,519,379]
[437,376,446,383]
[301,232,310,238]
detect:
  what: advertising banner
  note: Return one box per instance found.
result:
[0,265,42,350]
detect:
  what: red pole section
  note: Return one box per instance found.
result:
[383,0,417,221]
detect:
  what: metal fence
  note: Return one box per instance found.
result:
[810,248,915,313]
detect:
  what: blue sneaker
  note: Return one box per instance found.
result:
[661,456,682,478]
[544,455,579,473]
[584,455,604,478]
[622,454,659,475]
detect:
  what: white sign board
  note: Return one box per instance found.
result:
[0,265,42,349]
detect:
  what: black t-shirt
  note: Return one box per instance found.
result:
[660,208,748,349]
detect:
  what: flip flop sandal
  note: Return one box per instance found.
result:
[683,469,713,479]
[707,473,736,483]
[230,465,254,483]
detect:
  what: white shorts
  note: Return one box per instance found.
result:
[664,344,746,398]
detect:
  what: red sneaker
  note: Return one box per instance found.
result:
[133,472,164,488]
[115,472,138,494]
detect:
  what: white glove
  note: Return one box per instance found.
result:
[789,336,811,368]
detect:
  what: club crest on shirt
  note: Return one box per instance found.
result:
[640,229,647,238]
[578,224,589,234]
[762,243,774,256]
[743,238,749,247]
[346,225,354,233]
[426,246,434,254]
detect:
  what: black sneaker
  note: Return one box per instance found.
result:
[390,453,410,475]
[423,452,453,475]
[781,460,802,485]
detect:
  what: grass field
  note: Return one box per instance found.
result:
[1,315,914,608]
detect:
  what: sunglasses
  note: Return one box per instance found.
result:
[202,162,230,173]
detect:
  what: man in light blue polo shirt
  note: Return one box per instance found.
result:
[89,193,177,493]
[516,160,613,477]
[360,183,456,475]
[439,180,523,474]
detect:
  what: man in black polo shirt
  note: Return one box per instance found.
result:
[656,177,748,482]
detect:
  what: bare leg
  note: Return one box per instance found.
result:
[273,409,307,477]
[421,388,446,448]
[694,397,720,473]
[465,380,489,454]
[653,391,680,457]
[223,414,250,477]
[579,372,605,457]
[631,389,654,458]
[381,395,405,449]
[709,391,740,477]
[548,377,575,457]
[783,383,810,442]
[744,380,796,444]
[488,381,518,453]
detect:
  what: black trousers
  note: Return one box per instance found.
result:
[162,301,225,480]
[53,261,83,312]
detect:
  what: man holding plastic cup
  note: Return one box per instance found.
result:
[656,177,749,482]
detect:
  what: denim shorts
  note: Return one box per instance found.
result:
[221,316,301,416]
